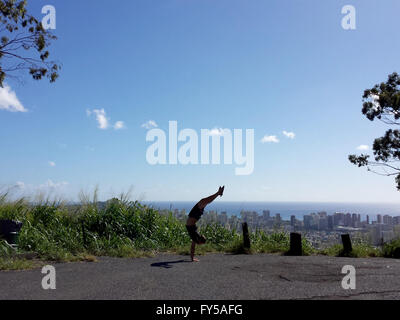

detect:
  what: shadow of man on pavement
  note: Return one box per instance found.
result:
[150,259,190,269]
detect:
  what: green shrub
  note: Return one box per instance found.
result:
[383,238,400,258]
[320,243,381,258]
[0,239,14,257]
[199,223,239,249]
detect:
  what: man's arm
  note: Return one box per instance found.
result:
[190,241,198,262]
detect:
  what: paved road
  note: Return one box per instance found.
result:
[1,253,400,300]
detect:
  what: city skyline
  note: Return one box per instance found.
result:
[165,206,400,247]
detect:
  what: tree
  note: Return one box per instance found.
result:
[0,0,60,87]
[349,72,400,190]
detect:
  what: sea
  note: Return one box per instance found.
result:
[143,201,400,221]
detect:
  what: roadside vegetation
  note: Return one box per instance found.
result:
[1,191,400,270]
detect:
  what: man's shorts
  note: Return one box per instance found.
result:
[186,225,206,244]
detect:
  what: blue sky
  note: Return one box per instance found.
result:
[1,0,400,202]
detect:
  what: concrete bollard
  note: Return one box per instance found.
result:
[341,234,352,254]
[289,232,302,256]
[242,222,251,249]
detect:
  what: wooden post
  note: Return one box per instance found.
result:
[289,232,302,256]
[394,247,400,259]
[341,234,352,254]
[242,222,251,249]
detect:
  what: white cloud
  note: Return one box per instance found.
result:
[357,145,369,151]
[39,179,68,190]
[87,108,125,131]
[114,121,125,130]
[207,128,227,136]
[283,131,295,139]
[48,161,56,167]
[261,135,279,143]
[15,181,25,190]
[92,108,109,129]
[141,120,158,129]
[0,84,27,112]
[13,180,68,194]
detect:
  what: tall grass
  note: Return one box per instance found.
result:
[0,193,192,260]
[1,192,400,268]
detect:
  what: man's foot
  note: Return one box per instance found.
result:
[191,258,200,262]
[218,186,225,196]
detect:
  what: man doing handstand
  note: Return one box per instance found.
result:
[186,186,225,262]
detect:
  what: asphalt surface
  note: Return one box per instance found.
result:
[1,253,400,300]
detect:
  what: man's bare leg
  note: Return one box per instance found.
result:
[197,186,225,210]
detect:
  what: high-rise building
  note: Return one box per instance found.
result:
[352,213,358,227]
[304,215,312,230]
[263,210,270,220]
[333,212,344,226]
[290,215,296,227]
[345,213,352,227]
[366,215,370,225]
[275,213,281,224]
[318,211,327,218]
[319,217,328,230]
[333,213,340,226]
[383,215,393,225]
[377,214,382,224]
[327,215,333,230]
[371,224,383,246]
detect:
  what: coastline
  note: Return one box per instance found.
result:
[143,201,400,219]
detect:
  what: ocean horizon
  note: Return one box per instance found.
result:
[143,201,400,220]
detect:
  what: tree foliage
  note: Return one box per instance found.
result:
[349,72,400,190]
[0,0,60,87]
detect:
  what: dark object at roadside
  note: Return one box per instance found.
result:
[242,222,251,249]
[393,247,400,259]
[341,234,353,256]
[0,220,23,247]
[287,232,302,256]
